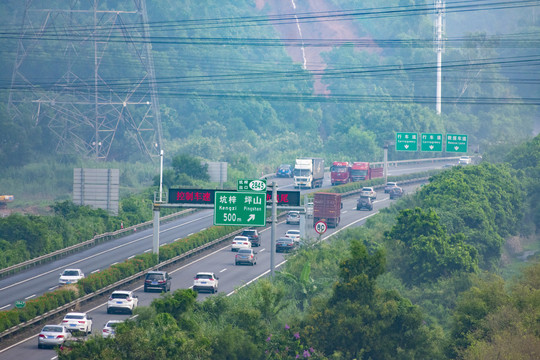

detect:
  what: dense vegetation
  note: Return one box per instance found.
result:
[54,136,540,359]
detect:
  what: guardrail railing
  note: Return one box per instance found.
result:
[0,208,196,278]
[0,175,432,341]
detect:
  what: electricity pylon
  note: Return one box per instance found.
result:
[8,0,162,160]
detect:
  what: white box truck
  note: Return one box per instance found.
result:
[294,158,324,189]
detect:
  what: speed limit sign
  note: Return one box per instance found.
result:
[314,220,327,234]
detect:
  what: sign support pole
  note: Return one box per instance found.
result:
[270,181,277,277]
[153,204,160,258]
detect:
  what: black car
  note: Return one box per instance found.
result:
[276,237,296,253]
[144,271,171,292]
[241,229,261,247]
[389,187,404,199]
[356,196,373,211]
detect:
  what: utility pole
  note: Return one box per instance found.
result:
[8,0,162,160]
[435,0,446,115]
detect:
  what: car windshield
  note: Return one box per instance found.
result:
[106,321,121,328]
[279,165,290,170]
[242,231,255,236]
[288,212,299,216]
[330,166,348,172]
[146,273,164,280]
[196,274,213,279]
[111,293,129,299]
[287,231,300,235]
[43,326,63,332]
[64,314,84,320]
[238,249,252,254]
[362,188,371,191]
[293,168,310,176]
[351,169,368,176]
[234,236,248,241]
[63,270,80,276]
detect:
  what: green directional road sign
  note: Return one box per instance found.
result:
[446,134,468,152]
[214,191,267,226]
[396,132,418,151]
[421,133,443,152]
[15,300,25,309]
[237,179,266,192]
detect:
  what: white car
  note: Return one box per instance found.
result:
[193,272,219,293]
[61,312,92,334]
[285,229,301,242]
[102,319,123,338]
[231,236,251,252]
[107,290,138,314]
[458,156,472,165]
[59,269,85,285]
[360,187,377,200]
[306,202,314,218]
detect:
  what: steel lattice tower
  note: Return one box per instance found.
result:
[8,0,162,160]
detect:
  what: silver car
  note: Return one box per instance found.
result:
[38,325,72,348]
[235,248,257,266]
[102,319,123,338]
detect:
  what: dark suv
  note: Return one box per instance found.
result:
[241,229,260,247]
[144,271,171,292]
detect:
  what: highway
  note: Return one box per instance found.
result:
[0,160,451,359]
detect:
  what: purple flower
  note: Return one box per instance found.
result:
[303,349,311,357]
[266,335,272,342]
[309,347,314,353]
[294,332,300,340]
[296,356,300,359]
[285,324,290,330]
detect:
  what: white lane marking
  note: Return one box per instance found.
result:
[227,260,287,296]
[259,248,265,252]
[51,356,58,360]
[219,268,227,273]
[200,228,207,231]
[0,209,381,355]
[160,243,167,247]
[49,285,59,291]
[0,304,10,310]
[342,210,348,214]
[111,262,118,266]
[25,294,36,300]
[144,249,151,253]
[91,269,100,274]
[0,212,214,292]
[188,233,194,236]
[128,255,135,259]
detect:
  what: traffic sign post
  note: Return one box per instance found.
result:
[214,191,267,226]
[314,220,327,234]
[446,134,468,152]
[421,133,443,152]
[396,132,418,151]
[237,179,266,192]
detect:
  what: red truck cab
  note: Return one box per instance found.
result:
[350,162,383,181]
[330,161,351,186]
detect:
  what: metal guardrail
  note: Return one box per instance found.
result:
[0,175,430,341]
[0,209,196,278]
[0,227,247,341]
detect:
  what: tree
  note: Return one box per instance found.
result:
[387,208,478,285]
[171,153,209,182]
[304,240,439,359]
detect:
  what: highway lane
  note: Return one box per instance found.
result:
[0,161,448,310]
[0,188,410,360]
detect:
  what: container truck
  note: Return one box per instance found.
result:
[330,161,351,185]
[313,192,341,228]
[350,162,383,182]
[294,158,324,189]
